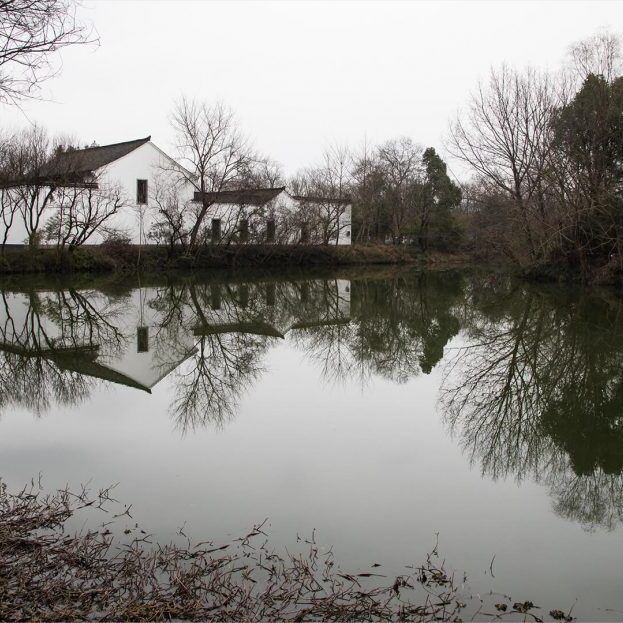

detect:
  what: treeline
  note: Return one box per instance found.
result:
[292,140,462,250]
[451,32,623,280]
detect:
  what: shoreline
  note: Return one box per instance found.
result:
[0,244,473,276]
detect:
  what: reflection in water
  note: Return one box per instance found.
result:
[442,275,623,530]
[0,289,126,414]
[1,270,623,531]
[0,272,463,427]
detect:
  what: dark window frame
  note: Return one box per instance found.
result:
[266,219,276,243]
[137,326,149,353]
[211,218,222,242]
[136,179,148,205]
[240,219,249,243]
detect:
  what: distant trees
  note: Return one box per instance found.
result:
[0,0,94,105]
[294,139,462,249]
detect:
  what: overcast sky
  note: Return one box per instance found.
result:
[2,0,622,180]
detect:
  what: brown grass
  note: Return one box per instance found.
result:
[0,480,577,622]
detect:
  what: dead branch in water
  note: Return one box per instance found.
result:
[0,481,574,621]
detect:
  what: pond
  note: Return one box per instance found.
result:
[1,267,622,620]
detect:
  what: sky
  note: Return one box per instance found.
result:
[2,0,622,181]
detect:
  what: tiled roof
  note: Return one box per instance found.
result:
[194,187,286,206]
[41,136,151,179]
[292,195,351,205]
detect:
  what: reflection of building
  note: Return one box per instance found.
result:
[0,279,351,394]
[197,279,351,338]
[0,289,197,393]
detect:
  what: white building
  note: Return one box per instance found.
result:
[193,187,352,245]
[4,136,194,246]
[3,136,352,247]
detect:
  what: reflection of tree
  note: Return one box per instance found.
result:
[293,271,463,385]
[170,332,264,431]
[443,276,623,530]
[156,282,274,432]
[154,278,350,431]
[0,289,126,415]
[145,273,465,430]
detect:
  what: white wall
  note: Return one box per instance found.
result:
[95,142,194,245]
[335,204,352,246]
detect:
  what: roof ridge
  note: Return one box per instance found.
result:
[66,136,151,154]
[217,185,285,193]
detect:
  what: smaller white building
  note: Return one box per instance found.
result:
[193,187,352,246]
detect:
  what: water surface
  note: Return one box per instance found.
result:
[1,268,623,620]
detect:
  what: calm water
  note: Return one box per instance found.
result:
[1,267,623,620]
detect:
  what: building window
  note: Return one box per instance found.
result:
[211,218,221,242]
[266,219,276,243]
[239,219,249,243]
[137,326,149,353]
[137,179,148,204]
[346,230,351,237]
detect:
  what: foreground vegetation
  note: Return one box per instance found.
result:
[0,480,574,622]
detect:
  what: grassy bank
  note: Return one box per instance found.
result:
[0,244,470,275]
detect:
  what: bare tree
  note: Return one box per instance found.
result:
[291,145,352,245]
[238,155,284,188]
[0,131,20,253]
[351,138,385,241]
[376,137,422,243]
[448,65,558,261]
[43,179,126,249]
[1,125,56,245]
[0,0,95,105]
[148,173,189,251]
[169,98,254,250]
[569,30,622,83]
